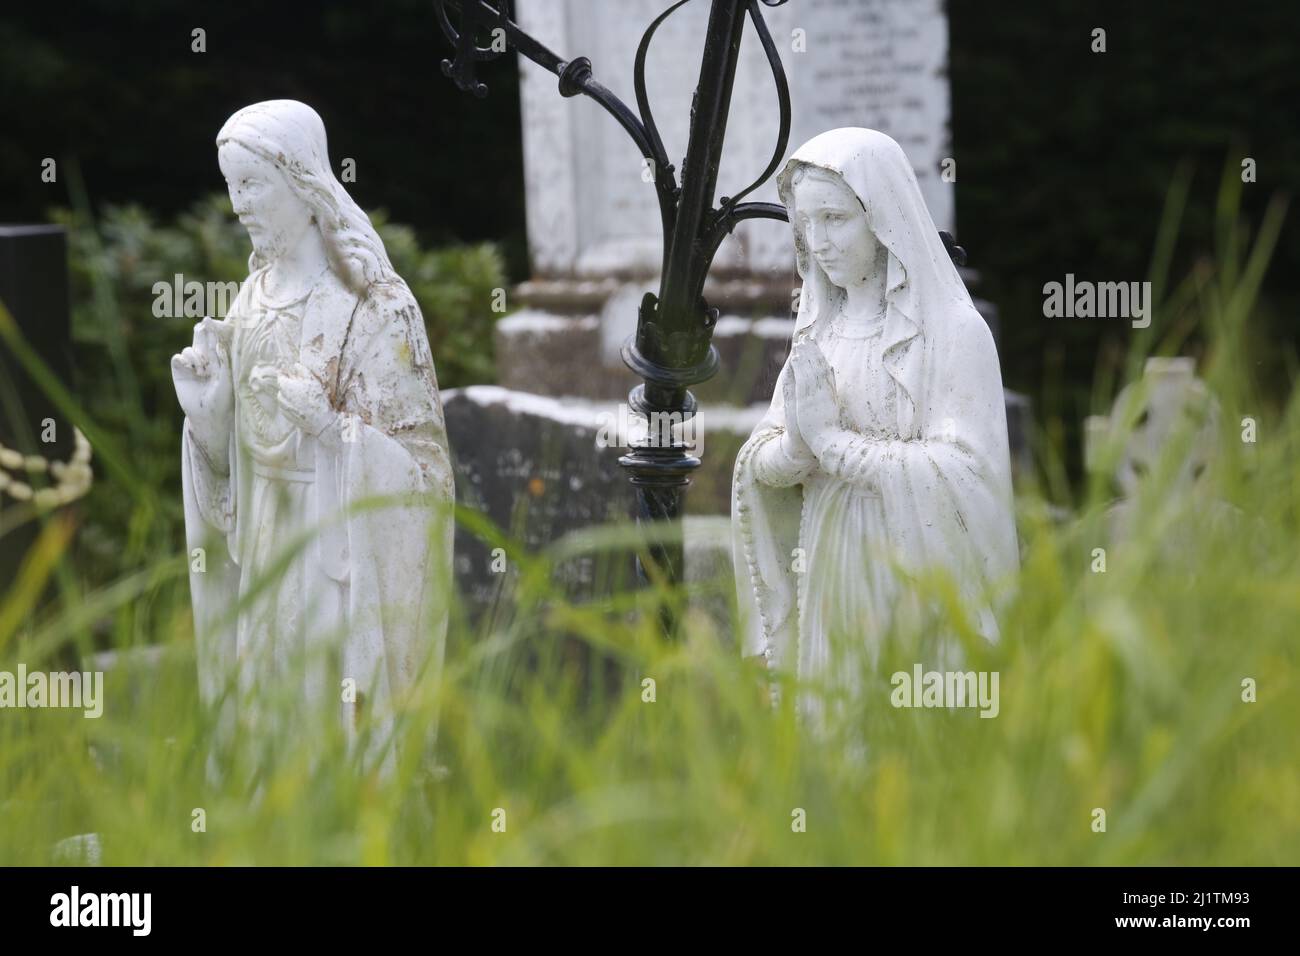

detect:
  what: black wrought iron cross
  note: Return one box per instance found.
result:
[436,0,793,601]
[435,0,966,621]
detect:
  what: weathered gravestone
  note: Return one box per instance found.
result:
[445,384,760,621]
[516,0,954,277]
[0,225,86,581]
[501,0,1025,427]
[1084,356,1238,553]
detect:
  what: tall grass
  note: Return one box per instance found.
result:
[0,179,1296,866]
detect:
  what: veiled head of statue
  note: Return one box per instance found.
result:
[789,164,882,293]
[778,128,975,335]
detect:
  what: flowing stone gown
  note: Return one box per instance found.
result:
[182,265,455,758]
[748,306,902,683]
[230,269,342,710]
[732,128,1019,718]
[175,102,455,770]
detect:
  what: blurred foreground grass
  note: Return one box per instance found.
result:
[0,176,1296,866]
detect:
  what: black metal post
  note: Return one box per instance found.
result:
[434,0,794,628]
[618,0,750,610]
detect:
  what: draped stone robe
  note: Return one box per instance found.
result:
[731,128,1019,718]
[733,303,1016,692]
[181,265,454,761]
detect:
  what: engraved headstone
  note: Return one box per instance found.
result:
[501,0,1025,437]
[516,0,954,278]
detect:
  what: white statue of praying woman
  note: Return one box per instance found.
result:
[732,128,1019,718]
[171,100,455,767]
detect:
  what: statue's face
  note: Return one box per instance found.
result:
[218,141,314,262]
[793,171,878,291]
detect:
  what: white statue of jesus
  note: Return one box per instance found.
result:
[172,100,455,768]
[732,128,1019,719]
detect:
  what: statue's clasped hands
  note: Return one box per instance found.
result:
[785,337,843,461]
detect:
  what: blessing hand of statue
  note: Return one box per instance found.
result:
[790,338,841,458]
[172,316,234,470]
[275,364,339,442]
[172,317,233,423]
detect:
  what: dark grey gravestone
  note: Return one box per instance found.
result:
[442,387,748,623]
[0,225,74,458]
[0,225,76,588]
[444,387,634,621]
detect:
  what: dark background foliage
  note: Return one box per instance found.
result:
[0,0,528,271]
[948,0,1299,432]
[2,0,1297,427]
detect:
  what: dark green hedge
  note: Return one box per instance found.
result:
[948,0,1299,425]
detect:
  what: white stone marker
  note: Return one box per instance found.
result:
[516,0,953,278]
[172,100,455,767]
[1085,356,1230,549]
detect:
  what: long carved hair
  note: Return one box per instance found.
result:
[217,99,395,293]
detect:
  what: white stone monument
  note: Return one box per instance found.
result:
[516,0,954,278]
[496,0,970,418]
[501,0,983,418]
[1084,356,1232,549]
